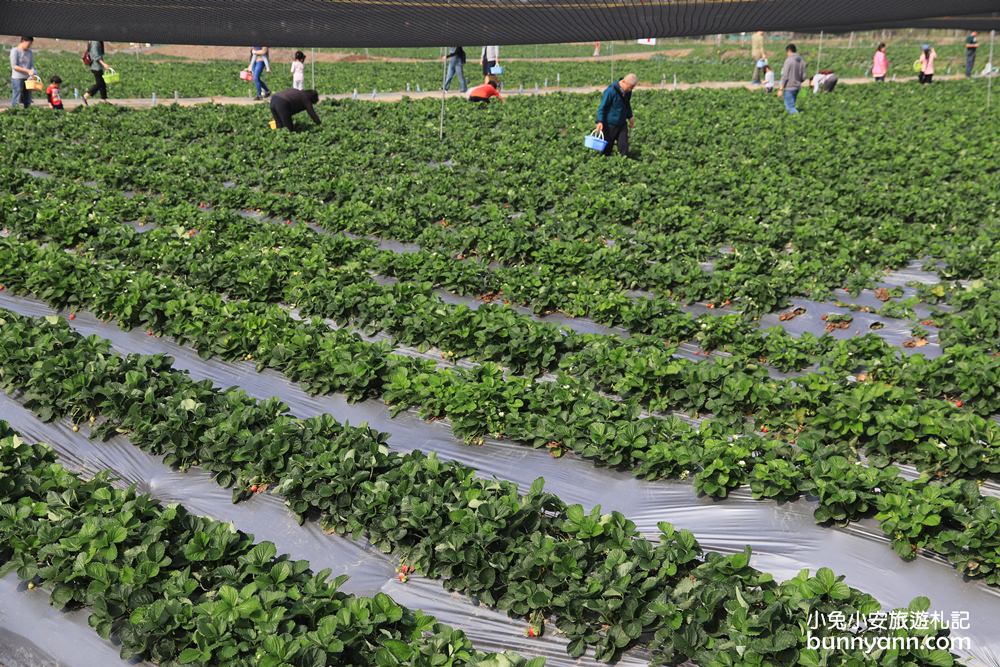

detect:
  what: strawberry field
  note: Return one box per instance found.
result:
[17,38,977,99]
[1,80,999,666]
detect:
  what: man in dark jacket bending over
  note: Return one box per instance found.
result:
[594,73,637,156]
[270,88,321,131]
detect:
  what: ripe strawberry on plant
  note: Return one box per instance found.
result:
[524,612,544,638]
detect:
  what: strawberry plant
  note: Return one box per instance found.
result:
[0,429,540,666]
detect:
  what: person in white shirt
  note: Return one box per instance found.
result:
[291,51,306,90]
[812,70,838,93]
[762,65,775,93]
[481,45,499,76]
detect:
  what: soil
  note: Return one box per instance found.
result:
[721,49,751,60]
[0,38,694,63]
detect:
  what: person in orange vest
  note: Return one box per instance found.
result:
[468,75,503,103]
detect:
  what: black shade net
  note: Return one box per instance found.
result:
[1,0,998,47]
[824,12,1000,33]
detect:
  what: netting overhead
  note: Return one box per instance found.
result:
[825,12,1000,32]
[1,0,998,47]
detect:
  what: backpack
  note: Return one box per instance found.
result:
[82,48,92,66]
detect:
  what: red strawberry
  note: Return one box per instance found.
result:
[285,219,293,226]
[68,313,76,321]
[250,484,258,493]
[954,400,964,408]
[147,329,154,336]
[760,426,769,433]
[526,627,537,638]
[706,303,715,309]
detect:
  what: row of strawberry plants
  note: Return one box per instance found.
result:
[4,211,998,492]
[5,177,999,428]
[176,179,1000,355]
[6,177,1000,453]
[8,164,995,387]
[218,179,1000,354]
[0,427,537,667]
[0,314,964,665]
[7,91,996,328]
[64,201,1000,424]
[2,237,999,584]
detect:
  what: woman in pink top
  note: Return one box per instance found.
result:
[872,43,888,82]
[919,44,937,84]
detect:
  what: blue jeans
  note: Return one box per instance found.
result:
[783,88,800,114]
[444,58,467,92]
[252,61,270,97]
[966,51,976,77]
[10,78,30,108]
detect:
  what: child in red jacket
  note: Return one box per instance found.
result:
[46,75,64,109]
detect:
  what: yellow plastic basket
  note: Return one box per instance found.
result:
[24,75,44,92]
[102,68,121,85]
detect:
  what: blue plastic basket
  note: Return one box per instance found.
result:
[490,65,503,75]
[584,131,607,152]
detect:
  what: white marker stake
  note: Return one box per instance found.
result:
[988,30,996,109]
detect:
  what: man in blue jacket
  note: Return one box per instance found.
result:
[594,73,637,156]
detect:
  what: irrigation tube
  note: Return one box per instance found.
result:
[2,291,1000,667]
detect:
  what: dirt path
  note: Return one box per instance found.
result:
[0,37,698,63]
[36,74,961,111]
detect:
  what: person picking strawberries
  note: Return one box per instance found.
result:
[594,73,637,157]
